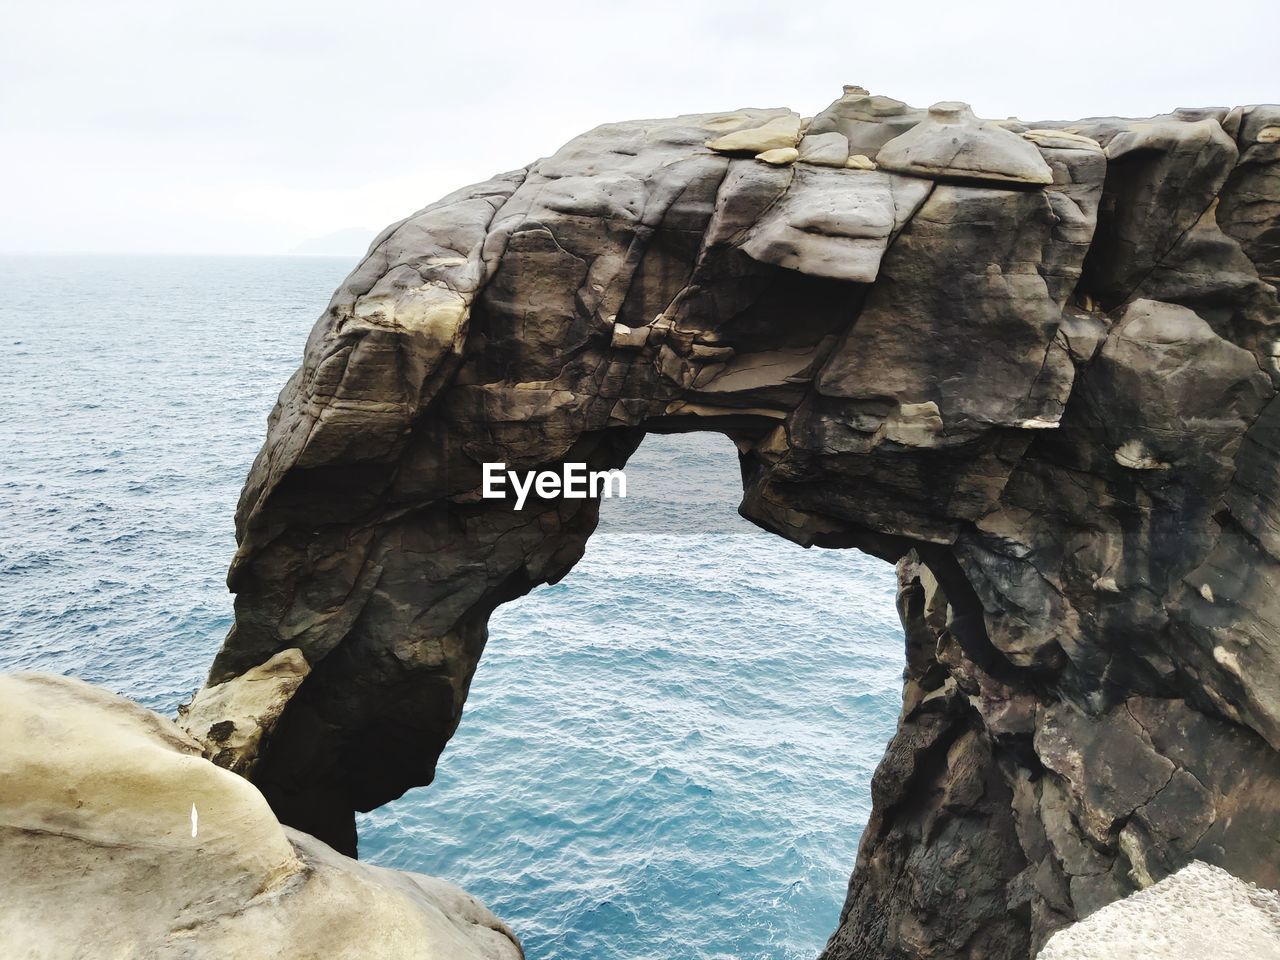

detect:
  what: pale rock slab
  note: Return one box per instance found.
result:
[177,647,310,776]
[0,673,521,960]
[705,113,802,153]
[877,101,1055,185]
[797,131,851,167]
[1036,862,1280,959]
[755,146,799,165]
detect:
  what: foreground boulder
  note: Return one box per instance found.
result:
[200,87,1280,956]
[1036,862,1280,959]
[0,673,520,960]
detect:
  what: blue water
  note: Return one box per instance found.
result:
[0,254,904,960]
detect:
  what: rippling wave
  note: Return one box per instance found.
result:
[0,255,904,960]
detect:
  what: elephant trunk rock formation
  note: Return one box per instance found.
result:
[193,88,1280,957]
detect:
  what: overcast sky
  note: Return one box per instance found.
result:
[2,0,1276,255]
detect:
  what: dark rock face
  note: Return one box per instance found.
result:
[202,91,1280,956]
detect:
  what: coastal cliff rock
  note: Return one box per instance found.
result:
[1036,861,1280,958]
[0,673,520,960]
[177,647,310,777]
[202,89,1280,956]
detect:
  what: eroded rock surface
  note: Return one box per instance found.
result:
[0,673,520,960]
[1035,861,1280,959]
[177,647,310,776]
[202,88,1280,957]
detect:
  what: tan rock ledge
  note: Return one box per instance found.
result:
[0,672,522,960]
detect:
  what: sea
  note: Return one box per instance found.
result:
[0,254,904,960]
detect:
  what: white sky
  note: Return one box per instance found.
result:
[2,0,1276,254]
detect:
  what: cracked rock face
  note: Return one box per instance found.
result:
[202,90,1280,957]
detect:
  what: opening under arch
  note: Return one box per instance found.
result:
[355,432,904,960]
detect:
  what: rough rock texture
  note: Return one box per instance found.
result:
[202,88,1280,957]
[0,673,521,960]
[875,102,1055,185]
[177,647,310,776]
[1035,861,1280,959]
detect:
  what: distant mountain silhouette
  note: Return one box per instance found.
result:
[289,227,374,256]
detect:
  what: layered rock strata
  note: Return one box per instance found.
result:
[201,88,1280,956]
[0,673,520,960]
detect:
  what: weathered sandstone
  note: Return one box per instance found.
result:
[199,88,1280,956]
[0,673,520,960]
[1036,861,1280,959]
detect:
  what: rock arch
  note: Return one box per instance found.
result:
[191,92,1280,957]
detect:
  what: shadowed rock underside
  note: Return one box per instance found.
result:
[194,90,1280,958]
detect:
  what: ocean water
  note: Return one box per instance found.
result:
[0,254,904,960]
